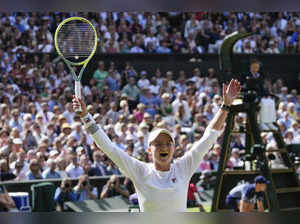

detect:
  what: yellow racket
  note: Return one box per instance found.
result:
[54,16,97,112]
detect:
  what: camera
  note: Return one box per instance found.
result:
[65,183,70,188]
[82,181,87,187]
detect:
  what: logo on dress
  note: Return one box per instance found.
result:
[172,177,176,183]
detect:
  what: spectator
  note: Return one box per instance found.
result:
[93,61,108,91]
[90,151,107,176]
[74,174,98,201]
[65,154,84,178]
[54,178,78,211]
[26,159,43,180]
[0,159,16,181]
[100,175,129,199]
[42,159,61,179]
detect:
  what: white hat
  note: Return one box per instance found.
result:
[125,135,134,141]
[137,131,144,138]
[232,148,240,154]
[13,138,22,145]
[148,128,174,147]
[49,150,59,157]
[76,146,84,153]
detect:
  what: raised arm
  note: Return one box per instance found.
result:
[176,79,241,179]
[72,96,147,182]
[208,79,241,131]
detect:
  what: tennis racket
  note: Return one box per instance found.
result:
[54,16,97,112]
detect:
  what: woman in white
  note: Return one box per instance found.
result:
[73,79,241,212]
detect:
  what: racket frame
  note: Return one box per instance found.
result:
[54,16,98,112]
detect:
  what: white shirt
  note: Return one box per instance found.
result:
[65,163,85,178]
[82,113,219,212]
[137,78,150,90]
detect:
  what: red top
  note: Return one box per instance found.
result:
[187,183,198,201]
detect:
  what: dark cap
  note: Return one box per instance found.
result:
[254,175,270,184]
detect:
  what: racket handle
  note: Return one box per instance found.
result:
[75,80,82,113]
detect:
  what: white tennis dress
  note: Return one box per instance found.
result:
[81,113,219,212]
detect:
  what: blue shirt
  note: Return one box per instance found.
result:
[42,169,61,179]
[54,187,78,204]
[228,183,264,204]
[106,76,120,91]
[26,171,43,180]
[73,186,98,201]
[139,94,161,117]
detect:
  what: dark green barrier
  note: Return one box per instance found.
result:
[1,173,202,200]
[29,53,300,89]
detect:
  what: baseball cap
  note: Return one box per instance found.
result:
[254,175,270,184]
[148,128,174,147]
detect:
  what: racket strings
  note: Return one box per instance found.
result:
[57,22,96,60]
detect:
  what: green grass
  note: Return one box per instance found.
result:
[187,204,211,212]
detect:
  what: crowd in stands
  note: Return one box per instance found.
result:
[2,12,300,55]
[0,56,299,184]
[0,12,300,211]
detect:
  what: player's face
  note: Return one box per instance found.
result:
[148,133,175,170]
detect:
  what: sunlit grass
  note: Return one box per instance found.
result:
[187,204,211,212]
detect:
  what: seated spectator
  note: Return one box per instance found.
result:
[90,151,107,176]
[55,157,68,179]
[13,160,27,181]
[198,153,211,172]
[42,159,61,179]
[100,175,129,199]
[0,159,16,181]
[65,154,85,178]
[26,159,43,180]
[229,148,244,169]
[74,175,98,201]
[209,151,219,171]
[54,178,78,211]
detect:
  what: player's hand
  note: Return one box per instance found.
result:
[72,95,88,117]
[223,79,241,106]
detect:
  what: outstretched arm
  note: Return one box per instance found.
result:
[72,96,147,183]
[176,79,241,179]
[208,79,241,131]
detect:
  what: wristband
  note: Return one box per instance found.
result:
[221,103,230,111]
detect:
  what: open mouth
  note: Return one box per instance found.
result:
[160,152,169,158]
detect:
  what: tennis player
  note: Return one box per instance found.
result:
[73,79,241,212]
